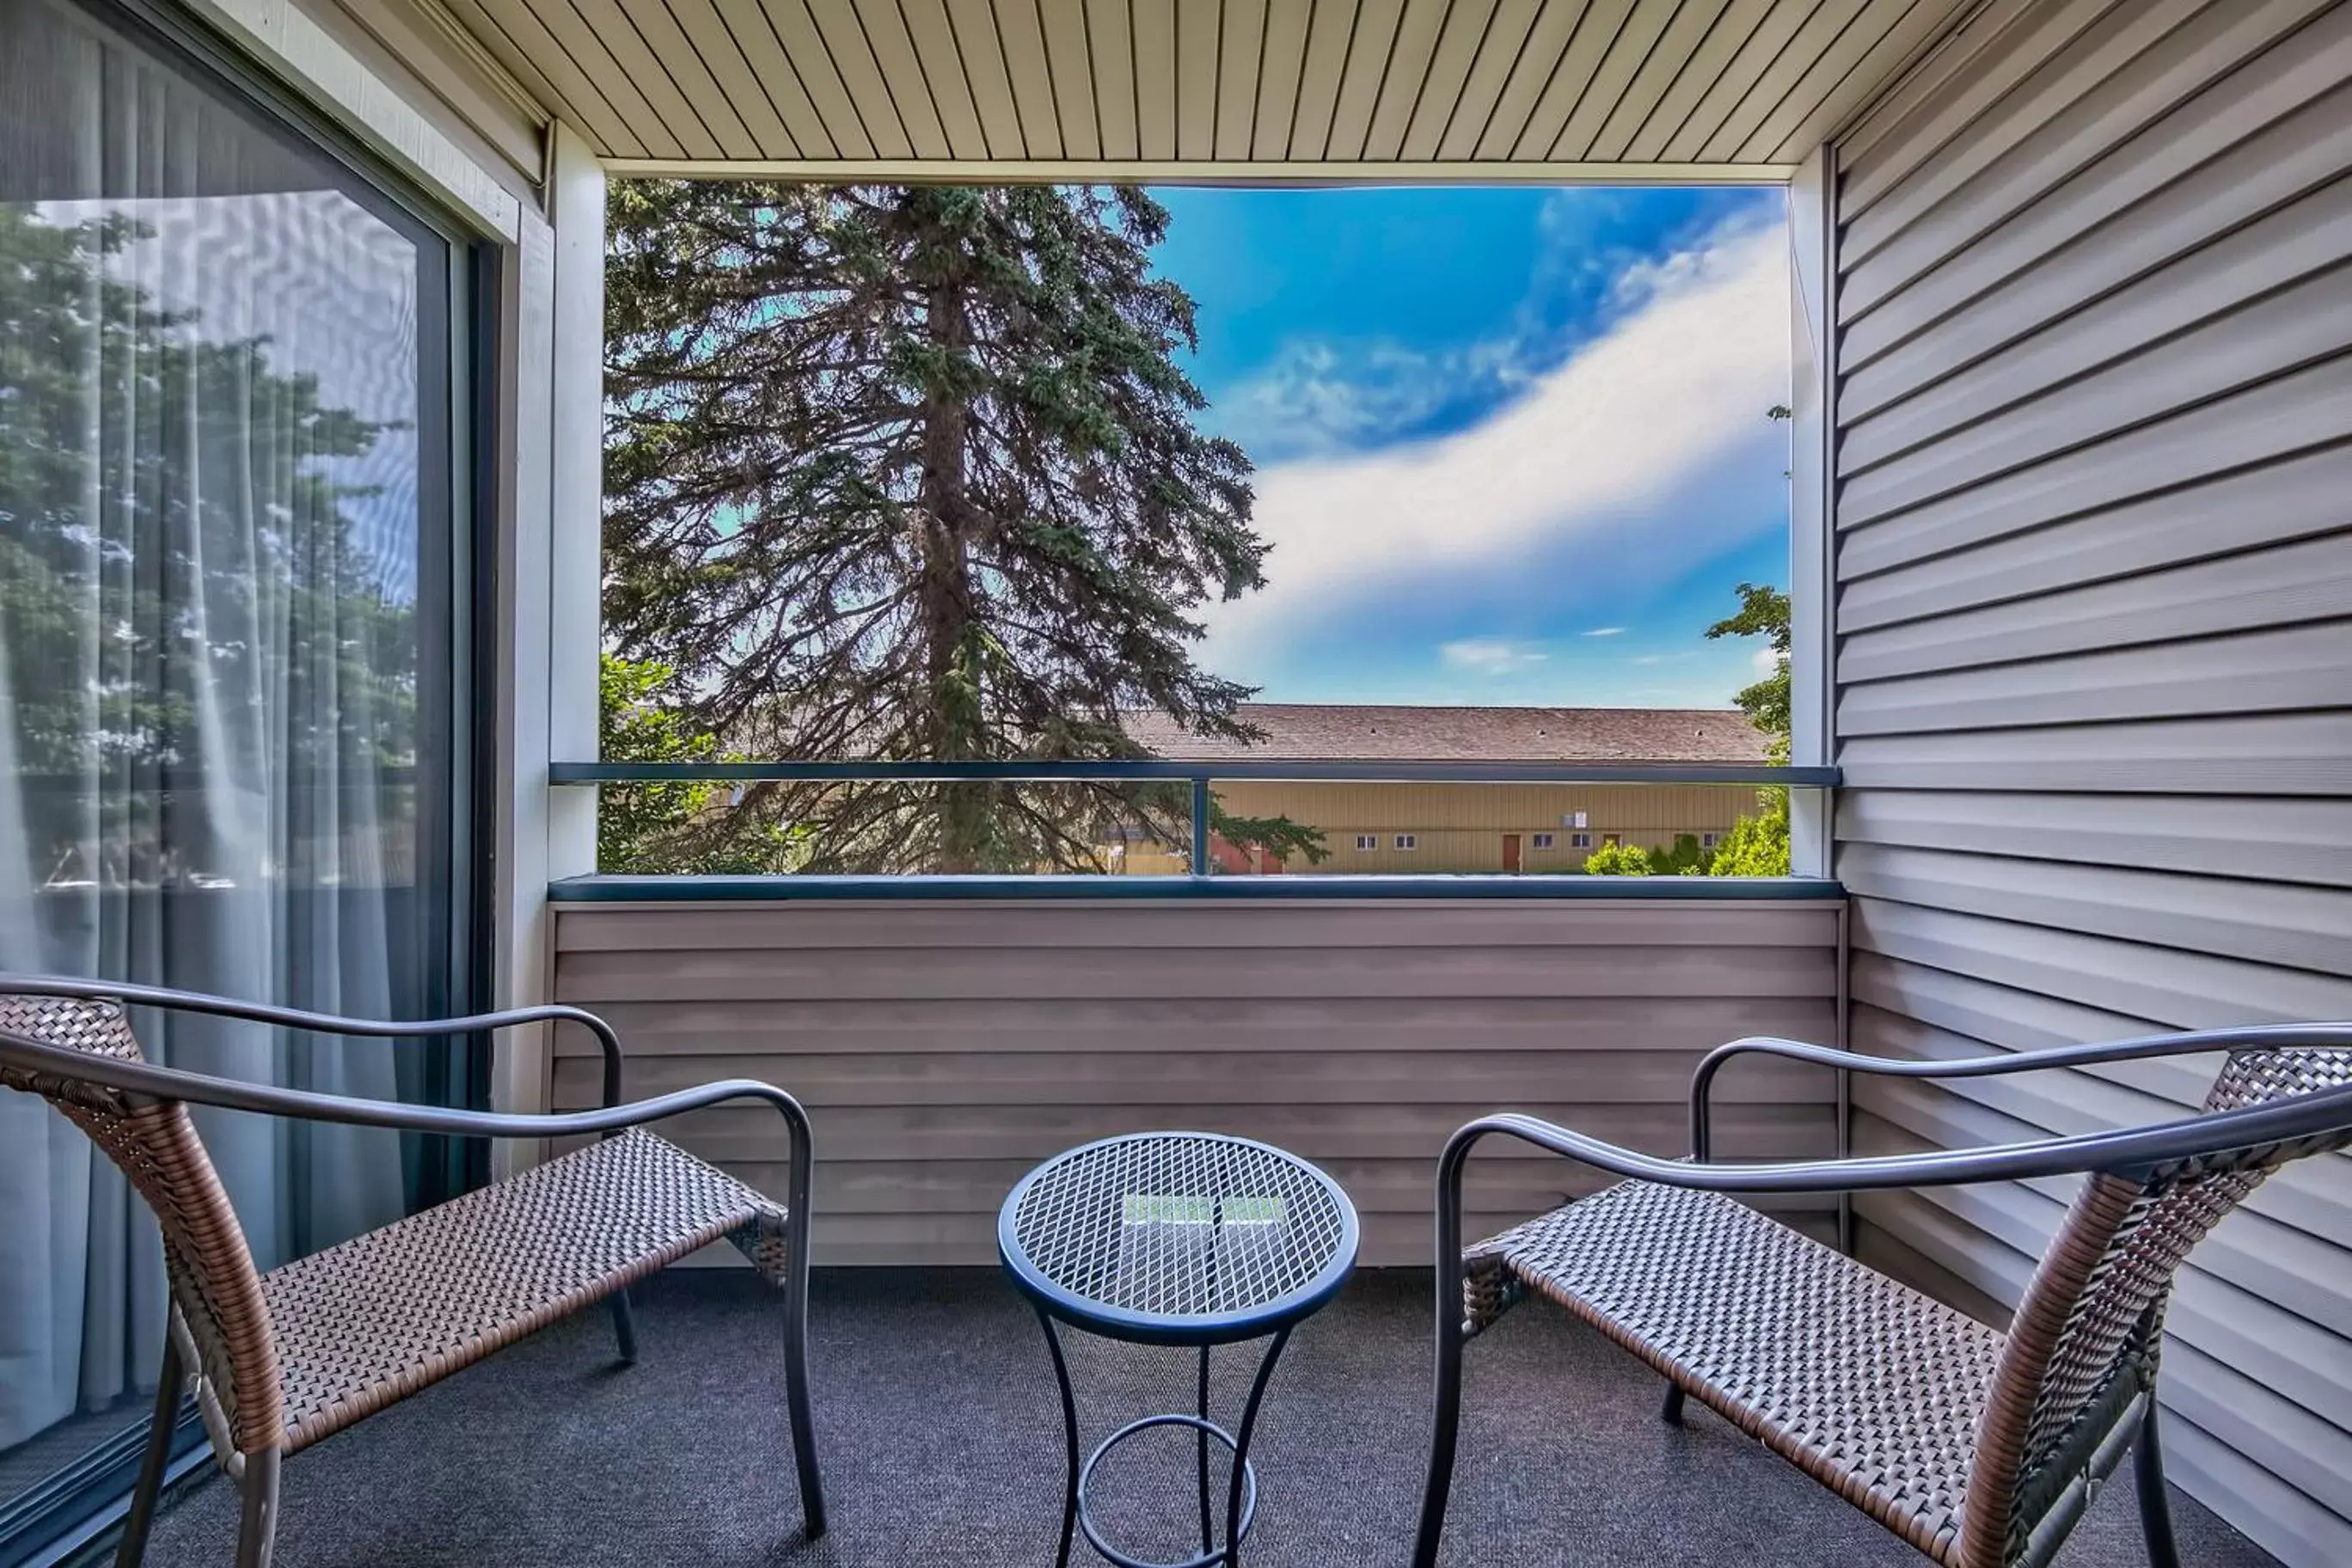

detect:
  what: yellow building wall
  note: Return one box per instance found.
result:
[1115,781,1767,874]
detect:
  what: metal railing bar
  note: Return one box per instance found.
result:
[547,873,1847,902]
[549,760,1834,786]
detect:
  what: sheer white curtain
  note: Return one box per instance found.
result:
[0,0,432,1466]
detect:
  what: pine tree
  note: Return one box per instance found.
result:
[604,182,1315,873]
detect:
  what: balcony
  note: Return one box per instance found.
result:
[132,1270,2280,1566]
[3,0,2348,1564]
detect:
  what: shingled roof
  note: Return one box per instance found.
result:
[1123,704,1769,764]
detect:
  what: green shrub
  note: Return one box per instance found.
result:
[1582,841,1652,876]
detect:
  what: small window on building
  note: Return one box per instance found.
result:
[1394,834,1417,851]
[1570,832,1592,849]
[1532,832,1553,849]
[1565,811,1589,830]
[1702,831,1720,848]
[1356,834,1377,851]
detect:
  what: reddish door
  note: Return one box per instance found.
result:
[1502,834,1522,873]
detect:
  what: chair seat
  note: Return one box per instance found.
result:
[1467,1181,2006,1565]
[261,1128,787,1451]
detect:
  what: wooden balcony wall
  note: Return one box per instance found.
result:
[548,897,1843,1265]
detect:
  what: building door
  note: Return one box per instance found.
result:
[1502,834,1522,873]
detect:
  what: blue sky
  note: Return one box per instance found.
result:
[1148,185,1791,709]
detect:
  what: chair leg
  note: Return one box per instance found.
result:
[608,1288,639,1364]
[116,1332,185,1567]
[1411,1298,1467,1568]
[234,1449,280,1568]
[781,1271,828,1539]
[2136,1400,2184,1568]
[1661,1384,1685,1425]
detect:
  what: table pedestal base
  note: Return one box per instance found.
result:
[1034,1307,1294,1568]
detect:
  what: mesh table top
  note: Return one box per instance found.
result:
[1000,1133,1359,1344]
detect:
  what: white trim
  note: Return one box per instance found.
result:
[488,200,553,1148]
[181,0,522,238]
[488,124,603,1148]
[547,124,606,889]
[298,0,547,194]
[602,157,1798,187]
[1785,142,1837,880]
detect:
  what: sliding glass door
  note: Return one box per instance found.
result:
[0,0,483,1553]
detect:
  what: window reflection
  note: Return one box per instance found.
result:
[0,0,464,1540]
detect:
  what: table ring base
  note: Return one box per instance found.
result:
[1038,1311,1295,1568]
[1076,1414,1259,1568]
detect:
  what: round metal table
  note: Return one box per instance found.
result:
[998,1131,1360,1568]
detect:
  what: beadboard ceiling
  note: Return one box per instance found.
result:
[417,0,1981,176]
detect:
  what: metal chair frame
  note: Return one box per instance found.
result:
[0,976,826,1567]
[1412,1023,2352,1568]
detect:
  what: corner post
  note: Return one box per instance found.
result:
[493,125,605,1170]
[1785,142,1835,881]
[1191,775,1211,877]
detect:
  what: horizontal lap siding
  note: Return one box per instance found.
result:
[1829,3,2352,1564]
[548,899,1842,1266]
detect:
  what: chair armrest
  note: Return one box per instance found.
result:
[0,1024,818,1280]
[1434,1075,2352,1284]
[1685,1023,2351,1160]
[0,1025,800,1144]
[0,972,627,1109]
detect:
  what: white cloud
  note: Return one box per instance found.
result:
[1753,645,1784,674]
[1440,639,1549,675]
[1215,334,1542,457]
[1198,220,1791,675]
[1582,626,1626,637]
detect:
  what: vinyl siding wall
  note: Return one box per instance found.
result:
[1827,3,2352,1563]
[547,898,1842,1267]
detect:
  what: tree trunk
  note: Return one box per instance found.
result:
[914,245,988,872]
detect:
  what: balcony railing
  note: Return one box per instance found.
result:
[549,759,1834,891]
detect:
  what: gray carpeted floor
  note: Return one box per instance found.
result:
[143,1269,2275,1567]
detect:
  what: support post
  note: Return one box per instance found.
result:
[1190,776,1210,876]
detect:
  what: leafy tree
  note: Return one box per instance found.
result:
[1581,841,1652,876]
[1704,573,1794,877]
[0,206,413,885]
[1706,581,1791,764]
[597,654,797,874]
[603,182,1318,873]
[1647,833,1717,876]
[1708,790,1791,878]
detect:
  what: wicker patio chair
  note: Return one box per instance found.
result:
[0,976,827,1568]
[1411,1023,2352,1568]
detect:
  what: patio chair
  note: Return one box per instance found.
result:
[0,977,827,1568]
[1412,1024,2352,1568]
